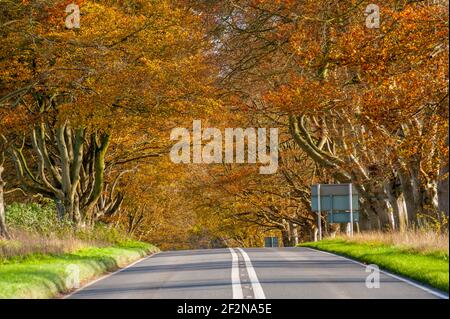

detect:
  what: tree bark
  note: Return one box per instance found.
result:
[398,168,417,227]
[438,133,449,218]
[83,133,110,224]
[0,163,11,239]
[394,192,408,232]
[10,120,111,228]
[359,193,393,230]
[281,229,291,247]
[438,163,449,218]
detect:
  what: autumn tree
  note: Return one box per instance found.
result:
[0,138,9,238]
[1,0,213,227]
[196,0,449,231]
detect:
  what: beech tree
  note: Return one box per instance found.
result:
[1,0,213,227]
[0,141,9,238]
[196,0,449,231]
[1,0,448,244]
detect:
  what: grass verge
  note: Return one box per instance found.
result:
[298,239,449,293]
[0,240,159,299]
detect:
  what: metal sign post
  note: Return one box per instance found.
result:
[349,183,354,237]
[317,184,322,241]
[264,237,279,247]
[311,183,359,240]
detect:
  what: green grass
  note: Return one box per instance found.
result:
[298,239,449,293]
[0,240,159,299]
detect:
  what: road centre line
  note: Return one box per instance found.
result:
[237,248,266,299]
[229,248,244,299]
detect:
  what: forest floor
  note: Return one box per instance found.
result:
[0,240,159,298]
[299,236,449,292]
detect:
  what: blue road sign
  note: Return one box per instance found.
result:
[264,237,279,247]
[327,211,360,223]
[311,184,360,227]
[311,195,359,212]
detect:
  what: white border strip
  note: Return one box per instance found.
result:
[305,247,449,299]
[63,251,159,299]
[229,248,243,299]
[237,248,266,299]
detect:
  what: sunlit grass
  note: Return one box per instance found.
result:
[0,241,158,299]
[337,230,449,255]
[299,234,449,293]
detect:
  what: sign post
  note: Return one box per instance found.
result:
[317,184,322,241]
[264,237,279,247]
[349,183,354,237]
[311,183,359,240]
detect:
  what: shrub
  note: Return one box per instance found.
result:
[5,199,71,235]
[5,200,127,242]
[2,200,133,260]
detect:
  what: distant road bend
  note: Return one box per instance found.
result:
[67,247,448,299]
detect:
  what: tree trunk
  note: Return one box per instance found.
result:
[312,227,318,242]
[292,225,299,245]
[55,198,65,220]
[375,198,395,230]
[10,121,111,228]
[281,229,291,247]
[395,193,408,232]
[360,194,393,230]
[358,208,377,230]
[438,134,449,218]
[385,179,409,232]
[82,133,111,225]
[0,164,11,239]
[438,163,449,218]
[398,169,417,227]
[423,180,439,216]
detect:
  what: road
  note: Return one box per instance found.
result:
[67,247,447,299]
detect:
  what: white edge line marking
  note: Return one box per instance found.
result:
[63,251,160,299]
[237,248,266,299]
[305,247,449,299]
[229,248,243,299]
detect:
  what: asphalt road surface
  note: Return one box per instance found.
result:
[68,247,448,299]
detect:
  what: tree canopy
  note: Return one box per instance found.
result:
[1,0,448,247]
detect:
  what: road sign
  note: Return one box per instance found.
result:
[264,237,279,247]
[311,183,360,239]
[311,184,359,212]
[327,211,360,223]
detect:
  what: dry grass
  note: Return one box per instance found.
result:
[335,230,449,255]
[0,228,107,262]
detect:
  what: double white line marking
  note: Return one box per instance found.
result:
[229,248,266,299]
